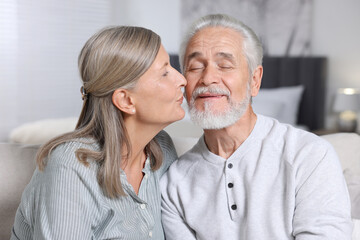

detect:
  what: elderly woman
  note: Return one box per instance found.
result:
[11,26,186,239]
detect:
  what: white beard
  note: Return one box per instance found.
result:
[188,85,251,130]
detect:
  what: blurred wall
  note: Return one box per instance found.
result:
[112,0,181,54]
[0,0,115,141]
[1,0,359,141]
[312,0,360,129]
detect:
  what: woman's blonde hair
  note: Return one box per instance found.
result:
[37,26,162,198]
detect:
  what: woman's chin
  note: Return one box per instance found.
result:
[164,110,186,126]
[176,109,186,121]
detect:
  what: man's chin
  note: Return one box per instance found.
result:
[188,95,250,130]
[189,111,239,130]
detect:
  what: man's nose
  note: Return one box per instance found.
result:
[201,66,220,86]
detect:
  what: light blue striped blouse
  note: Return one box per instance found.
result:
[11,130,177,240]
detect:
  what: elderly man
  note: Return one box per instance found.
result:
[161,14,352,239]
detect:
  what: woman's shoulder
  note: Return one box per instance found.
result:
[155,130,172,145]
[52,137,99,151]
[16,139,104,236]
[154,130,177,176]
[35,138,101,195]
[155,130,176,155]
[46,138,99,170]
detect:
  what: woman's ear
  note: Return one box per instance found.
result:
[251,65,263,97]
[112,88,136,115]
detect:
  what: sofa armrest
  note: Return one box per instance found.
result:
[320,133,360,175]
[0,143,39,239]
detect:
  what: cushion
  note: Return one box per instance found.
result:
[252,98,284,119]
[172,136,199,156]
[9,117,78,145]
[353,219,360,239]
[252,85,304,126]
[321,133,360,176]
[321,133,360,226]
[164,119,203,139]
[344,170,360,219]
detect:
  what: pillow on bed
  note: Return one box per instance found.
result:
[344,170,360,219]
[252,98,285,120]
[252,85,304,126]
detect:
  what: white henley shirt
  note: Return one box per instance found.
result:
[161,115,352,239]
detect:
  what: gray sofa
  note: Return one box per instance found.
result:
[1,131,360,239]
[0,143,38,239]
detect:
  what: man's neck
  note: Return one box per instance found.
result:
[203,109,257,159]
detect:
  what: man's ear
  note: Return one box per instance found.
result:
[112,88,136,115]
[250,65,263,97]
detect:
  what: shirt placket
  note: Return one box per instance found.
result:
[138,158,155,239]
[120,158,155,238]
[224,157,243,221]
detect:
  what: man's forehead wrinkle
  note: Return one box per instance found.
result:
[190,40,238,55]
[186,29,243,64]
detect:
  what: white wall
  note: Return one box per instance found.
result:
[0,0,115,141]
[0,0,182,141]
[312,0,360,129]
[112,0,181,54]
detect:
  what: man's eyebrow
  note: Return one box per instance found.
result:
[186,52,203,62]
[216,52,235,61]
[186,52,235,62]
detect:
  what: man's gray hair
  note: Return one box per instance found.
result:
[179,14,263,76]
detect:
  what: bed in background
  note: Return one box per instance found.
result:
[170,55,327,131]
[261,57,327,131]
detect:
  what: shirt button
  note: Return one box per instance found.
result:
[140,204,146,209]
[231,204,237,210]
[228,183,234,188]
[149,231,153,237]
[228,163,233,169]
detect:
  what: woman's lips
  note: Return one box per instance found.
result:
[177,96,184,103]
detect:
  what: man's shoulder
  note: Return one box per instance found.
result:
[260,116,327,147]
[258,117,333,160]
[174,146,202,169]
[280,123,329,149]
[164,142,203,184]
[268,121,335,166]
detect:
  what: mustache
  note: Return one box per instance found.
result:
[191,87,230,99]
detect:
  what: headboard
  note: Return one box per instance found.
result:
[170,55,327,131]
[261,57,327,131]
